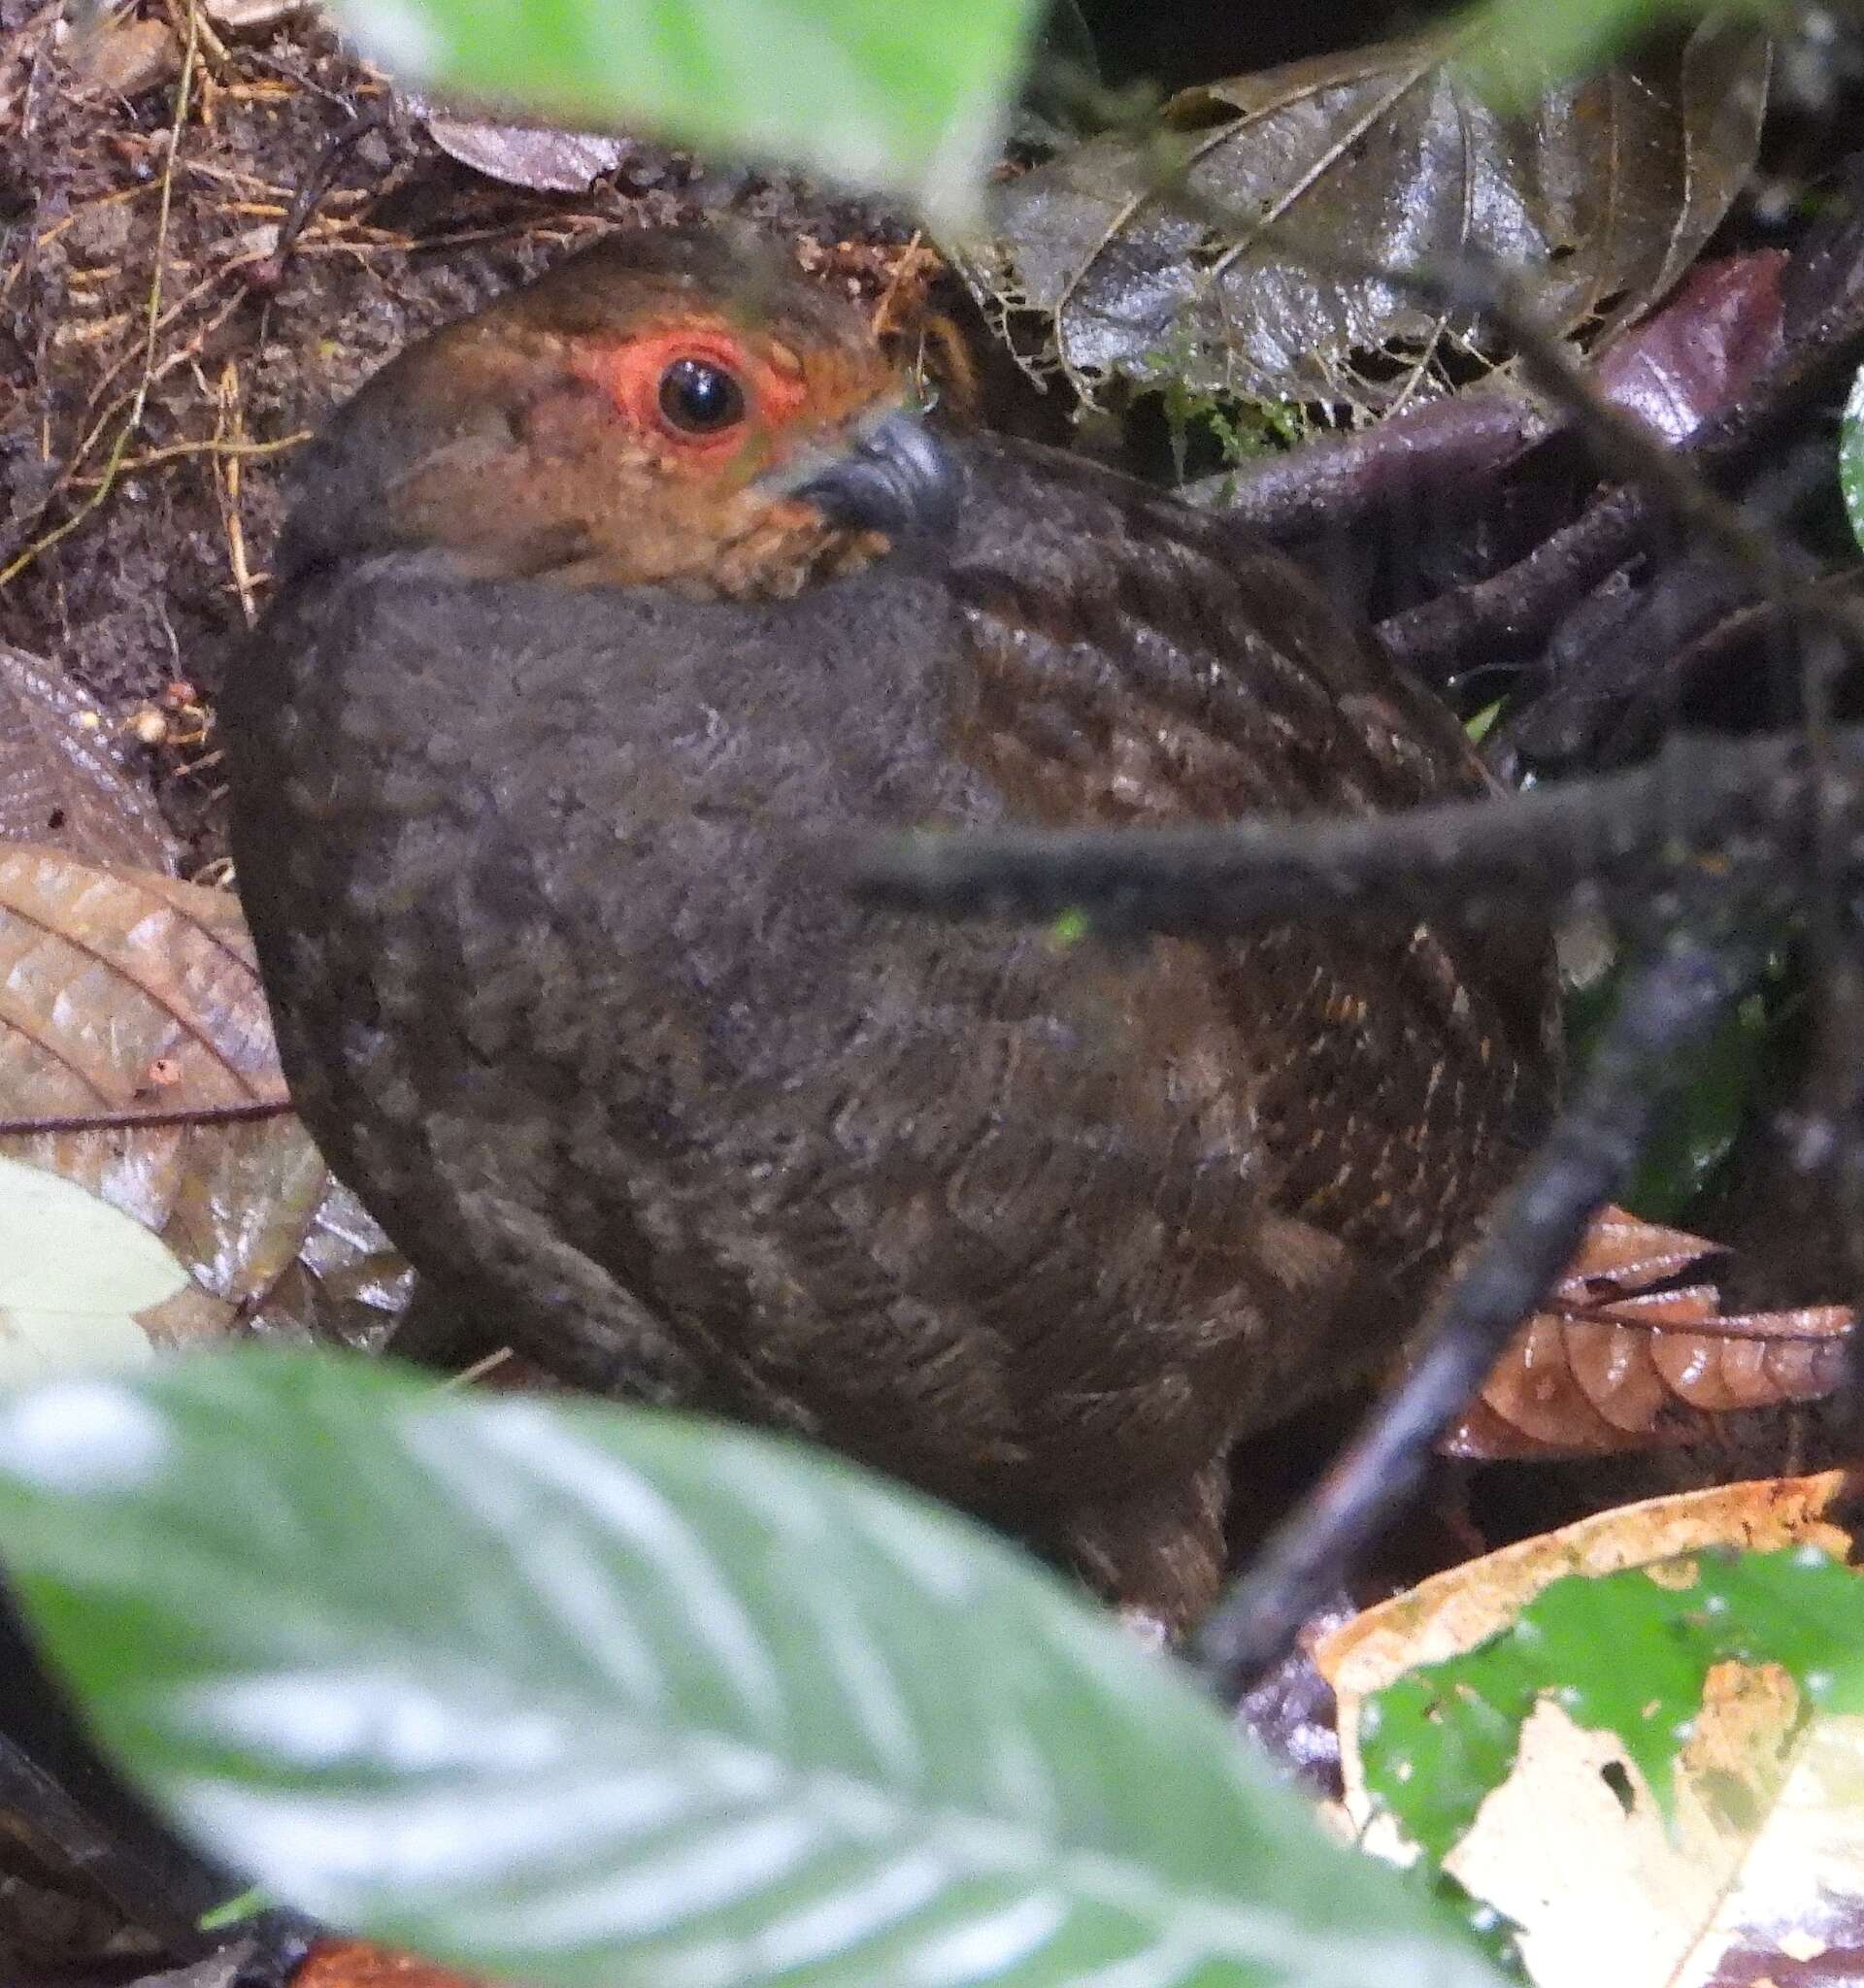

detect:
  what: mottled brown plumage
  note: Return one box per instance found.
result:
[225,230,1558,1627]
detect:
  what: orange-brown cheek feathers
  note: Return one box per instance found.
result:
[539,315,907,596]
[280,233,911,597]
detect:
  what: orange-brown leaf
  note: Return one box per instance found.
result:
[296,1938,495,1988]
[1442,1208,1853,1459]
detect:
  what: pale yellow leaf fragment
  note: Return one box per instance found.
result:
[0,1153,184,1379]
[1319,1474,1864,1988]
[1442,1662,1808,1988]
[1683,1714,1864,1987]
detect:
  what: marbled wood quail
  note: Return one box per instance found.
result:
[225,229,1559,1628]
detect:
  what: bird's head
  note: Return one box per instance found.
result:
[278,229,956,598]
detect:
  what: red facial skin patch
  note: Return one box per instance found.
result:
[565,321,810,476]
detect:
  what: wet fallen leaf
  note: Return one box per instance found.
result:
[967,17,1769,410]
[0,645,178,875]
[1593,250,1786,446]
[0,845,409,1353]
[1320,1472,1864,1988]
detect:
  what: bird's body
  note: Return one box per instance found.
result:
[227,232,1556,1625]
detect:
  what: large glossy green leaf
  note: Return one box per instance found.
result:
[327,0,1042,221]
[0,1350,1501,1986]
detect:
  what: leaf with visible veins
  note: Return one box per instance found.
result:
[967,18,1769,411]
[0,846,409,1353]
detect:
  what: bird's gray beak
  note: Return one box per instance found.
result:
[789,409,958,543]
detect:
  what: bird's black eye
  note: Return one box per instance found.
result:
[657,356,748,435]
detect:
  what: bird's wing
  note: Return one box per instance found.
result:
[939,434,1558,1277]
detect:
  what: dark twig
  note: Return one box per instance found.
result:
[0,1099,291,1139]
[0,1600,227,1950]
[245,101,389,293]
[1377,480,1649,680]
[1377,383,1864,693]
[841,731,1829,935]
[1427,257,1864,667]
[1369,221,1864,680]
[1192,920,1775,1693]
[1485,456,1847,778]
[0,1727,215,1946]
[1190,393,1552,544]
[1328,253,1864,1304]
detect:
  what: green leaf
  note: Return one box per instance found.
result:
[1362,1546,1864,1866]
[0,1349,1502,1988]
[1563,973,1771,1220]
[327,0,1043,222]
[1842,359,1864,556]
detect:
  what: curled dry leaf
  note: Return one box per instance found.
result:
[0,845,408,1354]
[965,17,1769,410]
[399,89,627,190]
[1442,1207,1853,1459]
[1318,1474,1864,1988]
[0,645,178,875]
[422,117,628,191]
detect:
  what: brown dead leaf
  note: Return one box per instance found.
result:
[0,845,408,1352]
[968,18,1769,410]
[0,645,178,874]
[1441,1208,1852,1458]
[64,9,181,97]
